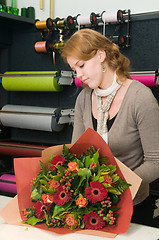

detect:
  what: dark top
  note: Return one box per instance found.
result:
[92,114,117,131]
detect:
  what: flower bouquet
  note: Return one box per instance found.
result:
[0,128,142,238]
[22,144,131,231]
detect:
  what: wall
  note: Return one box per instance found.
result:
[16,0,159,20]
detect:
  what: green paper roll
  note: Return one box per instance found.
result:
[2,71,63,92]
[12,7,19,15]
[27,6,35,19]
[21,7,27,17]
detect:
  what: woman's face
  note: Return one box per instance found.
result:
[67,50,106,89]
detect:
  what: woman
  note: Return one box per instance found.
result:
[62,28,159,226]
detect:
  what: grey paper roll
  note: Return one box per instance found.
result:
[0,105,64,132]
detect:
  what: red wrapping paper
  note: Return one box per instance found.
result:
[0,128,142,238]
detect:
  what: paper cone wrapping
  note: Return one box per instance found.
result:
[0,128,142,238]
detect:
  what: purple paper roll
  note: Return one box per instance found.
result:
[131,75,156,87]
[74,77,82,87]
[0,174,17,193]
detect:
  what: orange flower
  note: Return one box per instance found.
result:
[103,175,113,185]
[68,162,79,172]
[76,196,87,207]
[41,193,54,204]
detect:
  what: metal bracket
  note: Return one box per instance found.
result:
[57,71,74,85]
[57,108,75,124]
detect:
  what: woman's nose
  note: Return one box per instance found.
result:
[76,69,83,79]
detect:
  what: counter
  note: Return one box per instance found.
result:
[0,195,159,240]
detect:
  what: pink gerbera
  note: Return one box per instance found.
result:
[49,180,60,190]
[49,155,66,171]
[53,185,71,205]
[34,201,51,220]
[83,212,105,230]
[85,181,108,203]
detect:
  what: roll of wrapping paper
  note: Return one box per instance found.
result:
[27,6,35,19]
[0,105,64,132]
[2,71,63,92]
[131,75,156,87]
[0,142,47,156]
[0,174,17,193]
[74,77,82,87]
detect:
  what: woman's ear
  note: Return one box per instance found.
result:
[97,49,106,63]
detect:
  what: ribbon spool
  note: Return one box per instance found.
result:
[76,14,91,26]
[109,35,127,47]
[56,15,75,29]
[101,9,124,23]
[34,40,53,53]
[117,10,124,22]
[90,12,98,25]
[35,18,53,30]
[53,41,64,50]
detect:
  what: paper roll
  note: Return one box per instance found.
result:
[74,77,82,87]
[0,174,17,193]
[131,75,156,87]
[2,71,63,92]
[0,142,47,156]
[0,105,64,132]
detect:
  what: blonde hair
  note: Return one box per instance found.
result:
[62,29,130,80]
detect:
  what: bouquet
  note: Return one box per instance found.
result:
[22,144,131,231]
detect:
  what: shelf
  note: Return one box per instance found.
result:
[0,11,34,27]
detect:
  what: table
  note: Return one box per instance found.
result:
[0,195,159,240]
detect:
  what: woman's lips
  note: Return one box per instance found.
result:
[82,78,89,83]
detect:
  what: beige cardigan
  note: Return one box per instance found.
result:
[72,81,159,205]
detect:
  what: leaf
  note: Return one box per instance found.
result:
[52,205,66,218]
[39,179,49,187]
[76,175,86,191]
[78,168,92,178]
[111,174,120,183]
[92,151,100,169]
[31,188,41,200]
[75,158,84,168]
[40,161,48,173]
[116,178,131,193]
[108,187,122,195]
[63,144,76,161]
[109,193,120,205]
[85,155,93,168]
[52,201,72,218]
[23,216,43,225]
[102,182,112,188]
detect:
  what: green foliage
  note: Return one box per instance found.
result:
[22,216,43,225]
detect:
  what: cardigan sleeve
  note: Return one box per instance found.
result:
[71,90,86,143]
[133,86,159,203]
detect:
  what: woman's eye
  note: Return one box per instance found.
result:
[79,64,84,68]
